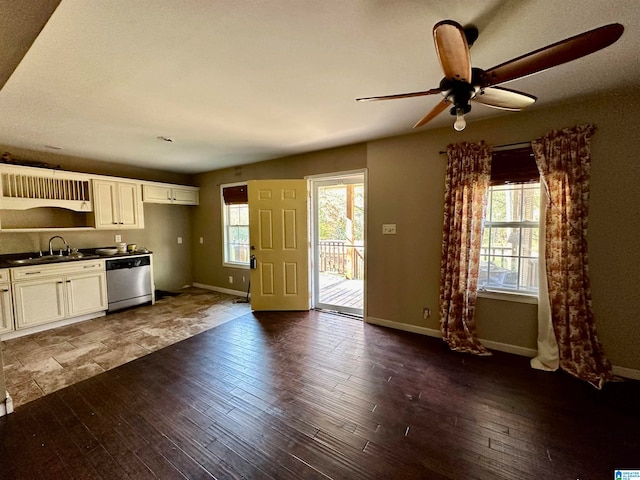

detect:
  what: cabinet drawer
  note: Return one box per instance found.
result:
[0,269,8,282]
[11,259,105,281]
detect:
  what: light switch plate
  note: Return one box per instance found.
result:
[177,236,183,244]
[114,234,122,242]
[382,224,397,235]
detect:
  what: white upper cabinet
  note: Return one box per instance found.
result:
[143,184,199,205]
[0,163,198,231]
[93,179,144,229]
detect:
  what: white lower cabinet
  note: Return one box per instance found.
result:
[11,260,107,330]
[0,280,13,334]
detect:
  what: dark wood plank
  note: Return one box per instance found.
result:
[1,309,639,479]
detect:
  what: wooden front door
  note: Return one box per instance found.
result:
[248,179,309,311]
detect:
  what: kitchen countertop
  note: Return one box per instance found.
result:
[0,248,152,269]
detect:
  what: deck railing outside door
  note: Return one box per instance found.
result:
[318,240,364,280]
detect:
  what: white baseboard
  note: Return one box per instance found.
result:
[612,365,640,381]
[480,339,538,358]
[366,316,441,338]
[366,316,640,380]
[192,282,247,298]
[366,316,538,358]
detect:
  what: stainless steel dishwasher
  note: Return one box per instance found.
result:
[105,255,153,312]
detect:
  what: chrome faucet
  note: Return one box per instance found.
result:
[48,235,69,256]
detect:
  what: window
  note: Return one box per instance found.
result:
[479,147,540,295]
[221,184,249,267]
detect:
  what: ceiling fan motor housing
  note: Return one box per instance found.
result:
[440,78,475,115]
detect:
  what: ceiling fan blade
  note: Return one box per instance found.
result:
[472,86,536,111]
[433,20,472,82]
[413,99,449,128]
[356,88,443,102]
[483,23,624,87]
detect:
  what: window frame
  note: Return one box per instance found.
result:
[478,146,541,303]
[221,182,250,269]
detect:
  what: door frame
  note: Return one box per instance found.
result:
[306,169,367,317]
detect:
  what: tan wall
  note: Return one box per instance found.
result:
[0,147,195,291]
[192,87,640,372]
[192,143,367,290]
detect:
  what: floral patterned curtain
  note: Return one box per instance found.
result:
[439,142,492,355]
[532,124,611,389]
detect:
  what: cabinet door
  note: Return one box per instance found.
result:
[117,182,141,227]
[172,188,199,205]
[13,277,66,329]
[0,283,14,334]
[66,271,108,317]
[93,180,143,229]
[143,185,172,204]
[93,180,118,228]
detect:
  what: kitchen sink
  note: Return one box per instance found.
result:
[9,254,100,266]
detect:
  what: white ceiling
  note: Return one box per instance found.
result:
[1,0,639,174]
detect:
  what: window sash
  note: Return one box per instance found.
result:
[481,182,540,295]
[222,196,250,266]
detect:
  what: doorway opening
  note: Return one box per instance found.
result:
[311,172,365,316]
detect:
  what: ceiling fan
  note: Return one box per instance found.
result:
[357,21,624,131]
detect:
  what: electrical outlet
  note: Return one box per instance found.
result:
[423,308,431,319]
[228,276,233,284]
[382,224,397,235]
[177,237,183,244]
[242,276,246,283]
[199,237,204,244]
[114,234,122,242]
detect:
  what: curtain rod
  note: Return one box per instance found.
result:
[438,141,532,155]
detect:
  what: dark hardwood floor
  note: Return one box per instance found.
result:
[1,310,638,479]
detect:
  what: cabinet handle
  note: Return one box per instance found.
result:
[57,281,63,284]
[25,271,42,275]
[83,265,97,269]
[1,288,8,292]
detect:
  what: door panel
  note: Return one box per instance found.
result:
[259,210,273,249]
[261,263,275,296]
[283,210,297,248]
[249,179,309,311]
[284,263,298,295]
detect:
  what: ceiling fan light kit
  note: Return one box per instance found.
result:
[357,20,624,132]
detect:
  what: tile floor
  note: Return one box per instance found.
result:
[1,288,251,409]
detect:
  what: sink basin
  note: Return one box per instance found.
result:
[9,254,100,266]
